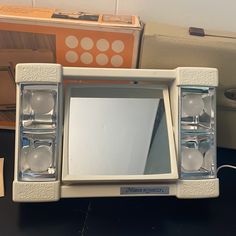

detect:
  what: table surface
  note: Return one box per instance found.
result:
[0,129,236,236]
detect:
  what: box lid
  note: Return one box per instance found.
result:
[0,5,142,30]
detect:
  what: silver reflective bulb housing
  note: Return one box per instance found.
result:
[180,87,216,179]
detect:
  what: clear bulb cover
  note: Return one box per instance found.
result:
[27,146,52,172]
[21,85,57,129]
[31,91,55,114]
[182,94,204,117]
[18,84,60,181]
[181,147,203,171]
[180,87,216,179]
[181,87,215,132]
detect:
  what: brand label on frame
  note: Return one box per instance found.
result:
[120,186,169,195]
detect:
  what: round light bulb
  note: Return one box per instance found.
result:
[182,148,203,171]
[23,91,30,113]
[31,91,54,114]
[21,147,30,171]
[182,94,204,117]
[203,96,212,116]
[198,140,210,155]
[203,148,214,170]
[27,146,52,172]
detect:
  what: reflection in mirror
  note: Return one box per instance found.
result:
[144,100,171,174]
[67,87,171,177]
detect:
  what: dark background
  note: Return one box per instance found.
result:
[0,129,236,236]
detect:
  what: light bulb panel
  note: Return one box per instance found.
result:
[19,134,57,181]
[181,87,215,131]
[21,85,57,129]
[180,87,216,179]
[18,84,61,181]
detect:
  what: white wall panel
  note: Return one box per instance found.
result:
[0,0,32,6]
[33,0,116,14]
[118,0,236,32]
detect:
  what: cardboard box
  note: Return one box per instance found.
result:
[0,5,143,129]
[140,22,236,149]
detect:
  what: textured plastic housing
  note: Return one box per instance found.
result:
[176,67,218,87]
[13,181,60,202]
[177,179,219,198]
[13,63,62,202]
[60,179,219,199]
[15,63,62,83]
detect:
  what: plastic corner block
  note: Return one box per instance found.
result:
[176,178,219,199]
[176,67,218,87]
[12,181,61,202]
[15,63,62,83]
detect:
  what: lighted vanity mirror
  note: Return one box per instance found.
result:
[13,64,219,201]
[62,84,178,182]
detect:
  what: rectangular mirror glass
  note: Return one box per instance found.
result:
[63,85,177,181]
